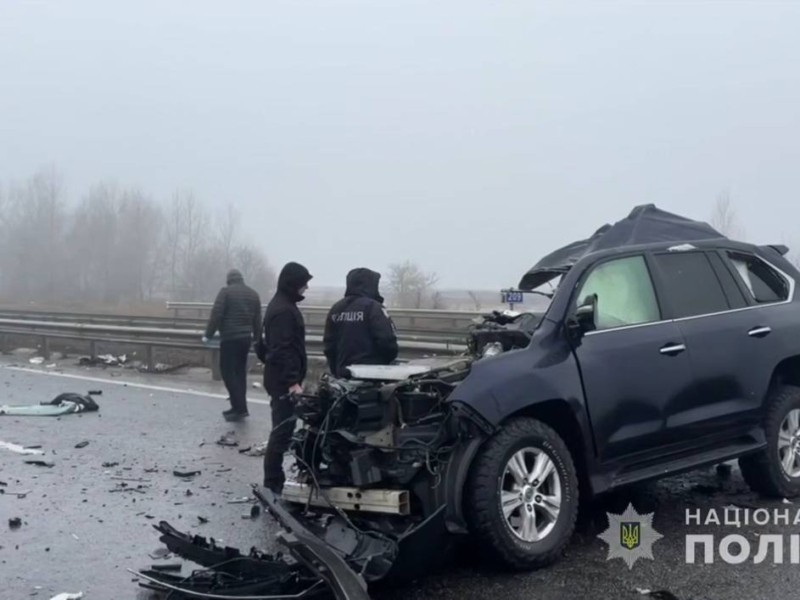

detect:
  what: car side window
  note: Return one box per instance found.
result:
[726,251,790,304]
[577,255,660,330]
[652,252,730,318]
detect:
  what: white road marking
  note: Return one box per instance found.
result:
[0,440,45,455]
[2,366,271,406]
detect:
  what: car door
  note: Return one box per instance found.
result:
[649,250,774,444]
[570,254,695,461]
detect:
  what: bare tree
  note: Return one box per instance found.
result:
[711,190,745,240]
[0,167,68,302]
[466,290,482,311]
[217,203,240,267]
[387,260,440,309]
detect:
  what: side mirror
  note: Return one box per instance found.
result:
[568,294,597,339]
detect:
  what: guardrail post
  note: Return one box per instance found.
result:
[145,345,155,372]
[89,340,98,360]
[40,336,51,359]
[210,348,221,381]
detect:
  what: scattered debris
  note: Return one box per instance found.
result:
[48,593,84,600]
[110,476,151,483]
[72,533,80,541]
[0,441,45,456]
[80,354,128,367]
[0,392,100,417]
[227,497,254,505]
[184,489,193,497]
[635,591,680,600]
[216,468,233,473]
[139,362,189,374]
[29,357,45,365]
[250,504,261,518]
[24,459,55,468]
[240,441,268,457]
[8,517,22,529]
[197,516,209,524]
[784,498,793,505]
[252,382,262,389]
[0,480,6,486]
[1,489,31,498]
[151,562,182,572]
[74,441,90,449]
[102,461,119,468]
[173,470,201,479]
[215,431,238,447]
[149,547,172,560]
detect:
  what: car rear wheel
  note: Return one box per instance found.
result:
[740,385,800,498]
[466,417,579,570]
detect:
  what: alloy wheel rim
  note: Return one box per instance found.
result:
[778,409,800,478]
[500,447,562,542]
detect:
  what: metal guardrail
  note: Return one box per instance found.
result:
[0,308,472,344]
[0,314,468,381]
[166,301,482,333]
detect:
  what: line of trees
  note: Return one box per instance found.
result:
[0,167,275,306]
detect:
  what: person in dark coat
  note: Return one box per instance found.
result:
[258,261,312,493]
[203,269,262,421]
[323,268,398,377]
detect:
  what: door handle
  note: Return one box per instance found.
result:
[748,326,772,338]
[660,343,686,356]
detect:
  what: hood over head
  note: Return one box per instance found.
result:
[345,268,384,303]
[226,269,244,285]
[278,262,313,302]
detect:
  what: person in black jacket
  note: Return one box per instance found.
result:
[323,268,398,377]
[203,269,262,421]
[258,261,312,493]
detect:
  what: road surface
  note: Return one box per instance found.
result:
[0,357,793,599]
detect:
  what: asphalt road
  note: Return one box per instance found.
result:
[0,357,796,600]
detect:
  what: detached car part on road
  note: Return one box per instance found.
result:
[137,204,800,598]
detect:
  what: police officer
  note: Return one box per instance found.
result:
[258,261,313,494]
[323,267,398,378]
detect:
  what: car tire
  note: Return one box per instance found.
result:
[466,417,579,570]
[740,385,800,498]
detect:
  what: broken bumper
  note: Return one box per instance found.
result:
[133,486,450,599]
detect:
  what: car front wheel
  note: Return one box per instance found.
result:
[740,385,800,498]
[466,417,579,570]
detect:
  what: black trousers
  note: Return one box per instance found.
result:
[264,392,296,490]
[219,339,251,413]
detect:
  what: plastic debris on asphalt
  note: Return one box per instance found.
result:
[48,593,84,600]
[0,441,45,455]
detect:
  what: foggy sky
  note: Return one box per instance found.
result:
[2,1,799,290]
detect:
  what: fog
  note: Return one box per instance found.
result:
[2,0,799,293]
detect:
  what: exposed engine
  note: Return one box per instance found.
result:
[285,310,542,518]
[290,359,469,495]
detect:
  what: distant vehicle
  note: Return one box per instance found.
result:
[270,205,800,584]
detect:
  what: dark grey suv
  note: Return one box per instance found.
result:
[263,205,800,587]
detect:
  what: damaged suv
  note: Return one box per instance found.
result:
[137,205,800,598]
[272,204,800,585]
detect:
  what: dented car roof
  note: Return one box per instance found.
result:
[518,204,725,290]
